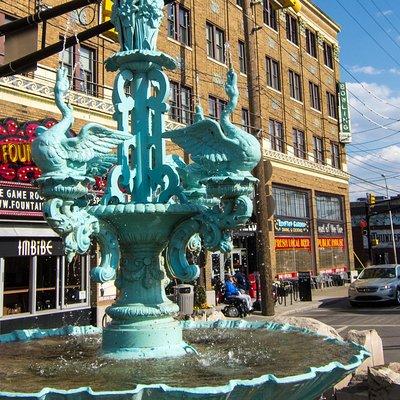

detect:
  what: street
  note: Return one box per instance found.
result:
[298,297,400,363]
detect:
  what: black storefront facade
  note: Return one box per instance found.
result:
[0,119,95,333]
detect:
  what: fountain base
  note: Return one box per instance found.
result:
[102,317,196,359]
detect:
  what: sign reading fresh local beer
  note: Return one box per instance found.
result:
[274,218,310,235]
[317,237,345,248]
[0,181,43,217]
[0,237,64,257]
[275,237,311,250]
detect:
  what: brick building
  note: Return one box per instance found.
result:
[0,0,353,330]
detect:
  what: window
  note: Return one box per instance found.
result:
[286,13,298,45]
[60,43,97,96]
[237,0,243,7]
[309,81,321,111]
[266,56,281,91]
[313,136,324,164]
[331,142,341,169]
[241,108,250,132]
[305,28,317,58]
[263,0,277,31]
[289,70,302,101]
[238,40,247,74]
[167,3,191,46]
[272,186,309,218]
[206,22,225,63]
[316,195,343,221]
[269,119,284,152]
[323,41,334,69]
[208,96,227,120]
[169,81,193,124]
[292,129,306,159]
[326,91,337,119]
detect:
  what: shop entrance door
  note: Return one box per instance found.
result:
[211,248,247,282]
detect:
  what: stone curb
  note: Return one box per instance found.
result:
[277,296,345,316]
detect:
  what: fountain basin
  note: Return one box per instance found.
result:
[0,320,369,400]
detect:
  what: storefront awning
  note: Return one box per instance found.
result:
[0,224,60,238]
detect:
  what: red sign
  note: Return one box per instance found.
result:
[359,219,367,229]
[275,237,311,250]
[317,237,345,248]
[0,118,57,182]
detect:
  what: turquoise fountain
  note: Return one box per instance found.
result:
[0,0,368,399]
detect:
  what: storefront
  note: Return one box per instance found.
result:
[0,118,94,333]
[316,193,348,273]
[272,185,314,277]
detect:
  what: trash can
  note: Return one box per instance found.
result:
[298,271,312,302]
[174,284,194,315]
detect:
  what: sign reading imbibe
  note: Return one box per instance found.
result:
[0,238,64,257]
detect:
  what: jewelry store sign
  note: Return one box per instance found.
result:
[0,182,43,218]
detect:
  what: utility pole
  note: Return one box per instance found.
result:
[382,175,398,264]
[242,0,274,316]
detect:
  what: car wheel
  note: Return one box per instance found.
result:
[223,305,240,318]
[396,289,400,305]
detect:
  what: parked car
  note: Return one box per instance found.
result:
[348,264,400,306]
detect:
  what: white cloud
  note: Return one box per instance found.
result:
[382,9,393,16]
[349,65,384,75]
[389,68,400,75]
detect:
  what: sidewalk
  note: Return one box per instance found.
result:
[216,285,348,318]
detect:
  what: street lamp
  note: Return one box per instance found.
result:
[381,174,398,264]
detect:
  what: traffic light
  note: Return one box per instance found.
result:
[102,0,118,42]
[367,193,376,208]
[278,0,302,13]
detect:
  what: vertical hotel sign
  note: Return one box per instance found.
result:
[338,82,352,144]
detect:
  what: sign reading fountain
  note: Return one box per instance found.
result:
[0,1,368,399]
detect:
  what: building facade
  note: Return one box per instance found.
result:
[0,0,353,331]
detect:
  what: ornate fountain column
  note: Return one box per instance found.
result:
[32,0,260,359]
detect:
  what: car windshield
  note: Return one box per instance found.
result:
[359,267,396,279]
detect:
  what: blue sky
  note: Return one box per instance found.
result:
[313,0,400,200]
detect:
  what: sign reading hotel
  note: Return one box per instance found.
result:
[338,82,352,144]
[274,218,310,235]
[275,237,311,250]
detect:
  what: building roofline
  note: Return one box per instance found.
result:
[302,0,341,32]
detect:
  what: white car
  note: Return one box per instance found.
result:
[348,264,400,306]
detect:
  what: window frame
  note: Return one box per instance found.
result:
[313,135,324,164]
[263,0,278,31]
[167,2,191,46]
[206,22,226,63]
[323,41,334,69]
[208,95,227,120]
[272,185,310,219]
[292,128,307,159]
[286,13,299,45]
[326,91,338,119]
[241,108,250,133]
[169,81,193,125]
[269,119,285,153]
[309,81,321,111]
[305,28,317,58]
[238,40,247,74]
[266,56,281,91]
[331,142,341,169]
[289,69,302,102]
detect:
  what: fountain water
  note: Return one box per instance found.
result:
[0,1,368,398]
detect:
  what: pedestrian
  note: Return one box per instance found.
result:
[224,274,253,311]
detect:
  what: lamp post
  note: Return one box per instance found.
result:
[382,174,398,264]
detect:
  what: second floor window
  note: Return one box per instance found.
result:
[60,44,97,97]
[305,28,317,58]
[323,42,334,69]
[326,91,338,119]
[286,14,298,45]
[289,70,302,101]
[263,0,277,31]
[269,119,284,152]
[0,14,15,65]
[206,22,225,63]
[331,142,341,169]
[241,108,250,132]
[309,81,321,111]
[313,136,324,164]
[238,40,247,74]
[208,96,227,120]
[292,129,306,159]
[266,56,281,91]
[170,82,193,125]
[237,0,243,6]
[167,3,191,46]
